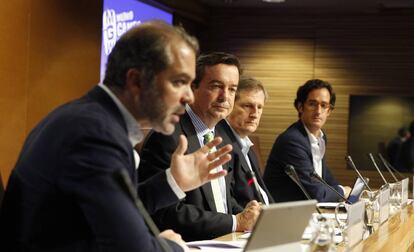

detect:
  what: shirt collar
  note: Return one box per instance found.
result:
[303,124,324,143]
[98,83,143,147]
[186,104,214,137]
[226,120,254,154]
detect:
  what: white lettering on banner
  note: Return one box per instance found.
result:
[102,9,141,55]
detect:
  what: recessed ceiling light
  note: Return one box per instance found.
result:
[262,0,286,3]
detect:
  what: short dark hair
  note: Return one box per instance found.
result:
[192,52,242,88]
[103,21,199,89]
[294,79,336,117]
[398,127,409,138]
[235,76,268,101]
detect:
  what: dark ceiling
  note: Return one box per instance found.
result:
[197,0,414,12]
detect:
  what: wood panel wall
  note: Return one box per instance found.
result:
[2,1,414,191]
[0,0,101,185]
[199,9,414,188]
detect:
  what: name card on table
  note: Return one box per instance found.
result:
[402,178,409,206]
[379,187,390,224]
[347,201,365,248]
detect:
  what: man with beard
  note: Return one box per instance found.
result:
[263,79,351,202]
[0,21,233,252]
[139,52,261,241]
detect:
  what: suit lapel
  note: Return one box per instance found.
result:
[180,112,217,211]
[88,86,137,182]
[216,122,234,173]
[248,149,274,202]
[216,121,237,211]
[248,150,262,178]
[180,113,200,154]
[297,120,314,170]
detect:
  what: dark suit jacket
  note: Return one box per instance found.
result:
[263,120,343,203]
[398,137,414,172]
[219,121,274,207]
[0,86,183,252]
[386,137,404,168]
[139,113,244,241]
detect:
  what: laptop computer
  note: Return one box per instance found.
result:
[244,200,317,252]
[347,177,369,204]
[317,177,369,209]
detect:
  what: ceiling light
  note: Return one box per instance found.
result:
[262,0,286,3]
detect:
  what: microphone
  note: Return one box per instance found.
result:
[378,153,404,181]
[285,164,322,214]
[284,165,322,214]
[310,171,352,204]
[284,165,312,200]
[113,169,173,252]
[248,170,266,205]
[345,155,372,191]
[368,153,388,185]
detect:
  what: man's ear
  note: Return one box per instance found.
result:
[326,107,332,117]
[297,102,304,114]
[125,68,141,94]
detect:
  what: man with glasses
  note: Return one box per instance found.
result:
[263,79,351,202]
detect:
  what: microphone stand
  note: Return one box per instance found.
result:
[248,170,266,204]
[310,172,352,204]
[378,153,404,181]
[345,155,372,191]
[368,153,388,185]
[284,165,321,214]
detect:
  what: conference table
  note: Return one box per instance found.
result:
[216,202,414,252]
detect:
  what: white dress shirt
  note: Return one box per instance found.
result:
[229,126,270,205]
[186,105,237,231]
[303,124,344,195]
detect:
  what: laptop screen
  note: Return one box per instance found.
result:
[244,200,316,251]
[347,177,369,204]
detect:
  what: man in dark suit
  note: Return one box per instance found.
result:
[139,52,261,241]
[387,127,410,170]
[263,79,351,202]
[399,121,414,172]
[0,21,233,252]
[224,77,273,207]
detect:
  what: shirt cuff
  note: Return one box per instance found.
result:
[231,215,237,232]
[166,168,186,200]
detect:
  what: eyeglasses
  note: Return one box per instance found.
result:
[305,100,332,112]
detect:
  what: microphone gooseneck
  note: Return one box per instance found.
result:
[284,164,321,214]
[345,155,372,191]
[368,153,388,185]
[310,171,352,204]
[284,165,312,200]
[378,153,403,181]
[248,170,266,204]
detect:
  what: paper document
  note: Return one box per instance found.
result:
[187,240,246,251]
[316,202,340,208]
